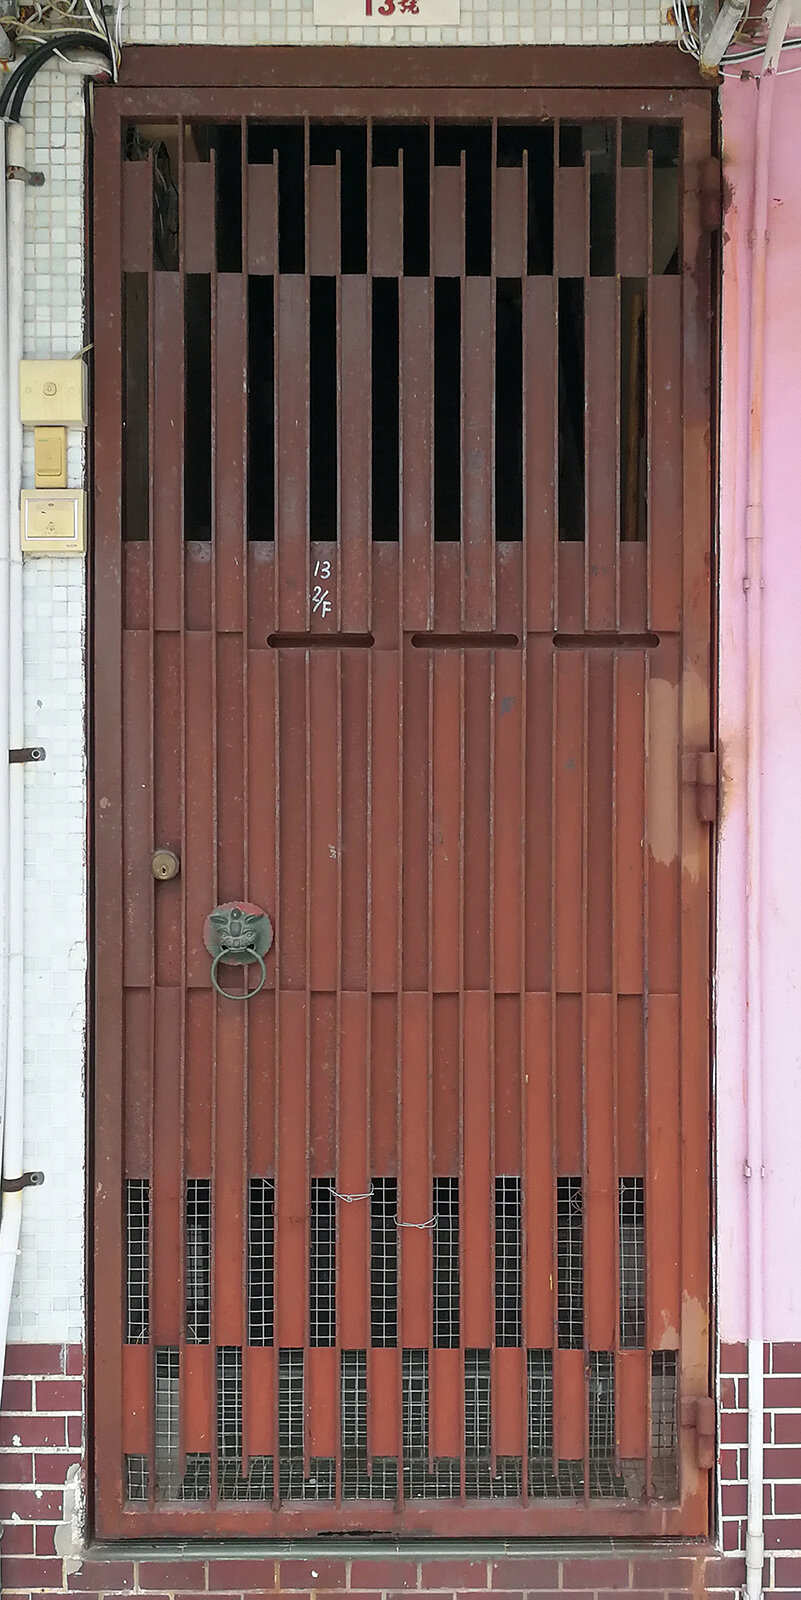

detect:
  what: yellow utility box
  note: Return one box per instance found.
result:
[19,359,87,427]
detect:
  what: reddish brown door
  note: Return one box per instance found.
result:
[92,62,714,1538]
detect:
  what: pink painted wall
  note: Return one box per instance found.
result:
[718,71,801,1342]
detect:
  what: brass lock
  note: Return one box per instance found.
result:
[151,848,180,881]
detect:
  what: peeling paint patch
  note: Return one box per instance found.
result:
[54,1462,84,1574]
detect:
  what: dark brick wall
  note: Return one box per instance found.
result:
[719,1339,801,1562]
[2,1344,801,1598]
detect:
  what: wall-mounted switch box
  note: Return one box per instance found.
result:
[34,426,68,488]
[20,489,86,554]
[19,360,87,427]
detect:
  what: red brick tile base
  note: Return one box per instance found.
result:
[2,1343,801,1597]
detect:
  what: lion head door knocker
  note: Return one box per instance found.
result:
[203,902,274,1001]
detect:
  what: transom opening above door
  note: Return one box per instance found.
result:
[121,114,679,553]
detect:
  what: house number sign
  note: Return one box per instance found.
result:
[313,0,460,24]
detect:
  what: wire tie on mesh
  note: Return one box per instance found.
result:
[394,1214,437,1229]
[332,1184,374,1203]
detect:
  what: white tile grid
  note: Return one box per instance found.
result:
[8,70,86,1344]
[123,1,675,45]
[8,0,679,1342]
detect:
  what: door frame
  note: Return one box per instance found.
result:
[90,45,718,1542]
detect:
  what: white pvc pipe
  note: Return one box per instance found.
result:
[0,115,26,1395]
[0,124,10,1194]
[700,0,749,71]
[742,7,790,1598]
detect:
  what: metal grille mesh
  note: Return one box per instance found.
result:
[141,1343,669,1507]
[402,1346,427,1461]
[248,1177,274,1346]
[619,1176,645,1348]
[217,1345,243,1498]
[306,1458,336,1500]
[278,1348,305,1501]
[651,1349,679,1500]
[336,1352,398,1500]
[587,1350,628,1497]
[527,1347,554,1465]
[341,1350,398,1500]
[310,1177,336,1347]
[186,1177,211,1344]
[276,1347,333,1501]
[213,1346,275,1501]
[464,1349,522,1498]
[154,1347,180,1500]
[557,1176,584,1349]
[433,1177,460,1348]
[341,1348,370,1499]
[180,1454,212,1501]
[464,1348,490,1466]
[589,1351,615,1460]
[371,1178,398,1348]
[125,1178,149,1344]
[495,1175,522,1347]
[209,1341,276,1501]
[125,1453,148,1502]
[399,1350,458,1501]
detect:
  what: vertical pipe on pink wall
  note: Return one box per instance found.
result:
[742,8,790,1596]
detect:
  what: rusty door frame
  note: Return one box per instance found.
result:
[90,48,718,1543]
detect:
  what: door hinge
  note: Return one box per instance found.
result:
[683,749,717,821]
[696,750,717,822]
[699,155,722,232]
[681,1394,715,1469]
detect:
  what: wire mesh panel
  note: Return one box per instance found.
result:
[433,1177,460,1348]
[557,1177,584,1349]
[310,1178,336,1347]
[247,1178,275,1346]
[370,1177,398,1349]
[125,1179,149,1344]
[619,1176,645,1348]
[94,62,713,1538]
[154,1348,180,1501]
[186,1179,211,1344]
[495,1176,522,1347]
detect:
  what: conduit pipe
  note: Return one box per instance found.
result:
[0,115,26,1390]
[742,5,790,1597]
[0,122,10,1206]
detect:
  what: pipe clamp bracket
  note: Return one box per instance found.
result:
[6,164,44,187]
[9,746,45,764]
[2,1171,45,1192]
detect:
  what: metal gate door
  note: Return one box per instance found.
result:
[92,58,715,1538]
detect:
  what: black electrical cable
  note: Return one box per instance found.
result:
[0,31,113,122]
[11,33,114,120]
[1,38,82,120]
[0,42,49,119]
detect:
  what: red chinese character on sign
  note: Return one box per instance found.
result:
[400,0,420,10]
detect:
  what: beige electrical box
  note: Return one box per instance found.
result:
[20,489,86,555]
[19,360,87,427]
[34,426,67,488]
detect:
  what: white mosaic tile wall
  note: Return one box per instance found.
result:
[9,69,87,1344]
[124,0,674,47]
[9,0,677,1343]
